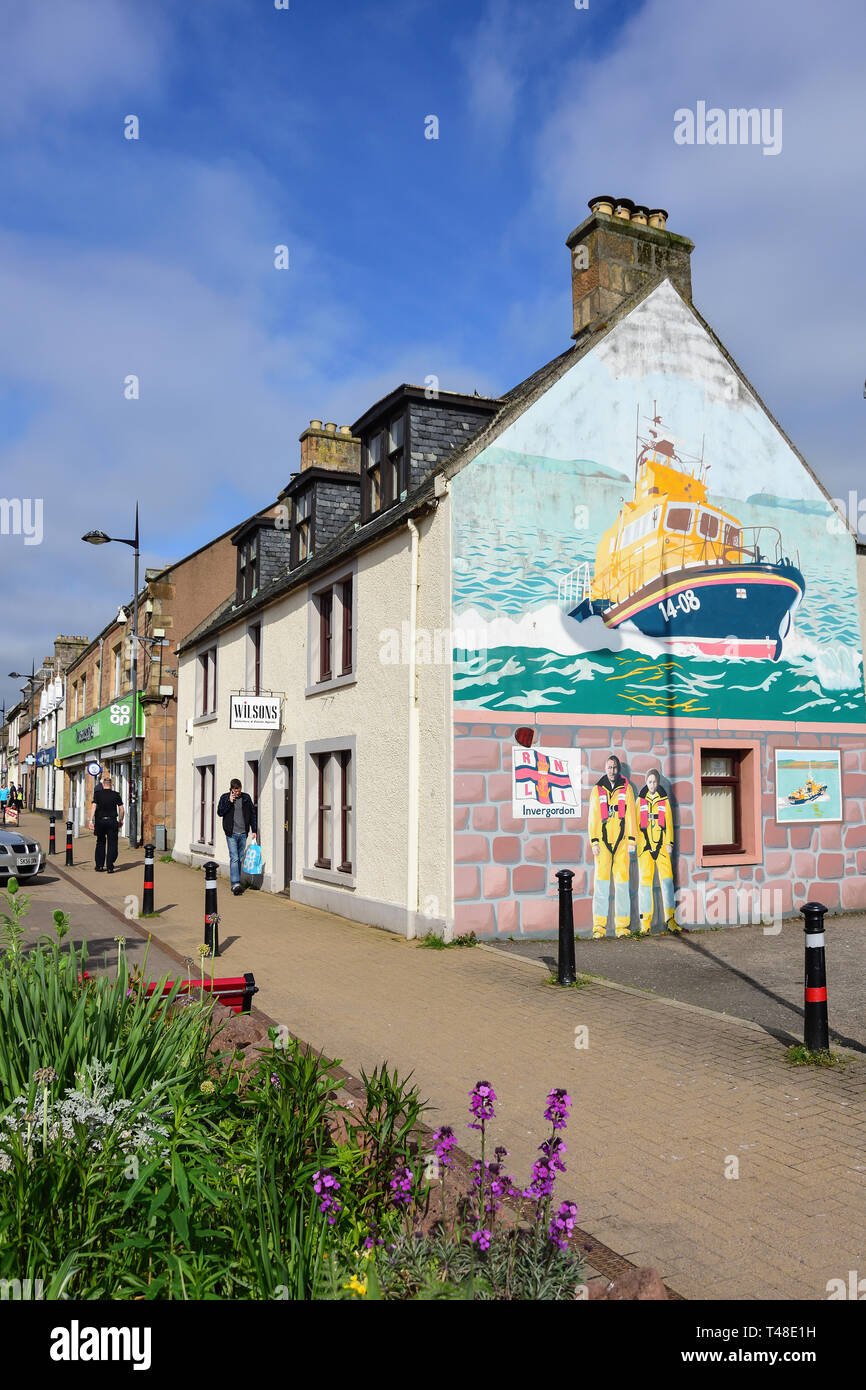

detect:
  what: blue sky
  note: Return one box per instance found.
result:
[2,0,865,709]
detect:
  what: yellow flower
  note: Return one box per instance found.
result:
[199,1080,215,1095]
[197,943,210,957]
[343,1274,367,1297]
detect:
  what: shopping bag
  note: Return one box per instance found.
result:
[4,806,18,826]
[242,841,263,875]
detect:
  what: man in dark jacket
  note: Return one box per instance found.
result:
[216,778,258,895]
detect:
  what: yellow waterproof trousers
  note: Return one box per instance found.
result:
[638,847,675,931]
[592,844,632,936]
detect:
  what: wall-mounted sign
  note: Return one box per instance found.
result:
[229,694,282,730]
[512,746,581,819]
[86,761,103,777]
[36,746,56,767]
[774,749,842,824]
[57,694,144,760]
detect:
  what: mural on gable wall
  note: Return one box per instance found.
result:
[451,283,866,723]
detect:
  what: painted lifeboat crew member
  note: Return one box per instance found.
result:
[588,755,636,938]
[637,769,679,934]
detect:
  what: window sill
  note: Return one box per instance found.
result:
[189,842,216,857]
[699,848,762,868]
[305,672,356,698]
[303,864,356,889]
[192,712,218,726]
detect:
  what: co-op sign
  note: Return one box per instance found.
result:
[229,694,282,730]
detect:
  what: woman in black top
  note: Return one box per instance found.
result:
[89,773,125,872]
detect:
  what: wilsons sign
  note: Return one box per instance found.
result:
[229,694,282,730]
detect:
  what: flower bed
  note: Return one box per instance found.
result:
[0,878,585,1300]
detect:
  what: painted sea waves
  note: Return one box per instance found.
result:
[452,450,866,722]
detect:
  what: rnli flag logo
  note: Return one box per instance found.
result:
[511,747,581,819]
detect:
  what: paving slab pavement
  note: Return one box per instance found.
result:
[489,917,866,1053]
[11,814,866,1302]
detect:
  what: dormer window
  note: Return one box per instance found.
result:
[238,535,258,602]
[294,488,312,564]
[366,431,383,512]
[362,410,407,520]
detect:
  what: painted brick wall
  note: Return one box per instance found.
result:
[453,713,866,937]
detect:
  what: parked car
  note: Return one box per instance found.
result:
[0,828,46,882]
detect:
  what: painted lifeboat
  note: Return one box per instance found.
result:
[567,411,805,660]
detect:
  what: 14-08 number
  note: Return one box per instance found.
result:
[658,589,700,621]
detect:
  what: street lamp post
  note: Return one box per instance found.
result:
[7,661,37,811]
[82,504,141,848]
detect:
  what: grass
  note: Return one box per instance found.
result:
[159,854,173,864]
[785,1044,849,1068]
[545,975,584,989]
[417,932,478,951]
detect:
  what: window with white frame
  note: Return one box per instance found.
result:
[113,645,122,697]
[197,647,217,716]
[196,763,215,846]
[309,571,355,692]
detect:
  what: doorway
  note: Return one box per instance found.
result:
[278,757,293,894]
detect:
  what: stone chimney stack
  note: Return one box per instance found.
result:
[566,196,694,339]
[53,635,90,671]
[298,421,361,473]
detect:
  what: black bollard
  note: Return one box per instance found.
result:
[555,869,577,985]
[49,813,56,855]
[65,820,73,866]
[801,901,829,1051]
[203,859,221,958]
[142,843,155,915]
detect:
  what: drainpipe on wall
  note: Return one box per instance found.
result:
[96,636,104,710]
[406,517,421,939]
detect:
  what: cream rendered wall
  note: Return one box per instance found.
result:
[175,500,454,938]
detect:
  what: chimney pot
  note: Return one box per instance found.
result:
[648,208,669,229]
[631,205,650,226]
[338,425,352,437]
[324,422,337,435]
[614,198,635,220]
[588,194,616,216]
[310,419,322,430]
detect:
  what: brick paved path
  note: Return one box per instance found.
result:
[24,816,865,1302]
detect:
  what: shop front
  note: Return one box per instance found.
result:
[57,695,144,842]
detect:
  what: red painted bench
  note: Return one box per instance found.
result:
[143,972,258,1015]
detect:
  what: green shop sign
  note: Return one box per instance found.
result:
[58,695,144,761]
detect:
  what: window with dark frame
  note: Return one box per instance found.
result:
[363,410,407,519]
[198,764,215,845]
[315,754,331,869]
[339,750,352,872]
[238,536,259,602]
[700,751,743,854]
[341,577,353,674]
[249,759,259,808]
[250,623,261,696]
[294,488,312,565]
[198,648,216,715]
[318,590,333,682]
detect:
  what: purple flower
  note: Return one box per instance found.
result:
[524,1136,567,1206]
[544,1088,571,1132]
[471,1229,491,1252]
[468,1080,496,1131]
[389,1164,414,1206]
[312,1169,342,1225]
[270,1073,281,1089]
[431,1125,457,1171]
[548,1199,580,1251]
[472,1153,518,1217]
